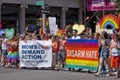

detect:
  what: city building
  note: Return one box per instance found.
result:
[0,0,84,33]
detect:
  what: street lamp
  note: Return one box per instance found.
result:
[37,0,50,33]
[41,0,49,33]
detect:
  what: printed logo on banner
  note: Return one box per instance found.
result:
[19,40,52,68]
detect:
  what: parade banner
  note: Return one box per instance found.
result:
[66,39,99,71]
[19,40,52,68]
[87,0,116,11]
[48,17,57,35]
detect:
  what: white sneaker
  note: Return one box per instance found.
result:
[106,74,110,76]
[0,64,4,67]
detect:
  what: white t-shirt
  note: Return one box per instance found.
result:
[72,36,81,39]
[2,38,8,50]
[111,40,119,56]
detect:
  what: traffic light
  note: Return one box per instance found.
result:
[45,4,49,11]
[41,4,50,14]
[42,4,50,14]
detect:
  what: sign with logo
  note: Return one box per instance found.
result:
[66,39,99,71]
[19,40,52,68]
[87,0,116,11]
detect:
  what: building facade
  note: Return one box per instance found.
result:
[0,0,84,34]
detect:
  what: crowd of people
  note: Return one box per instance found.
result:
[0,27,120,78]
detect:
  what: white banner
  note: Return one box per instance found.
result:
[19,40,52,68]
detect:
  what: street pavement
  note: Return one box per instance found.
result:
[0,67,119,80]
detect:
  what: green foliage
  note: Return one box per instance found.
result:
[116,0,120,14]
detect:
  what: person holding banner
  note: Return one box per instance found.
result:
[56,46,66,71]
[52,36,59,70]
[31,33,38,40]
[56,33,66,70]
[69,30,81,71]
[25,35,31,40]
[19,34,25,40]
[72,30,81,39]
[41,33,50,40]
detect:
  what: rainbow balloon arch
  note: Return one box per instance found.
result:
[100,14,120,30]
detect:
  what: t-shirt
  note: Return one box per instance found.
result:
[111,40,119,56]
[59,39,66,51]
[52,41,59,53]
[1,38,8,50]
[72,36,81,39]
[59,39,66,47]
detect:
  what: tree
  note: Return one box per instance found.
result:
[115,0,120,14]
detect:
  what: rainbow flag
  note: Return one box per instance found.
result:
[66,39,99,71]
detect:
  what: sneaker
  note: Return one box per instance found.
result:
[60,65,63,70]
[100,71,107,74]
[93,73,100,77]
[77,69,82,72]
[0,64,4,67]
[106,74,110,76]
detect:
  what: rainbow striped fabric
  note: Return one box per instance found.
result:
[66,39,99,71]
[7,50,19,63]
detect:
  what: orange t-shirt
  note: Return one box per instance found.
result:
[39,28,43,37]
[52,41,59,53]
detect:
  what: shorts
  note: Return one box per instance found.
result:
[57,52,65,61]
[1,49,7,56]
[111,56,120,68]
[100,47,109,59]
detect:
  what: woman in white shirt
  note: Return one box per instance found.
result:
[0,34,8,66]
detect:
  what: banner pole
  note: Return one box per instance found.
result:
[42,0,46,33]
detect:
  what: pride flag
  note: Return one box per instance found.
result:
[66,39,99,71]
